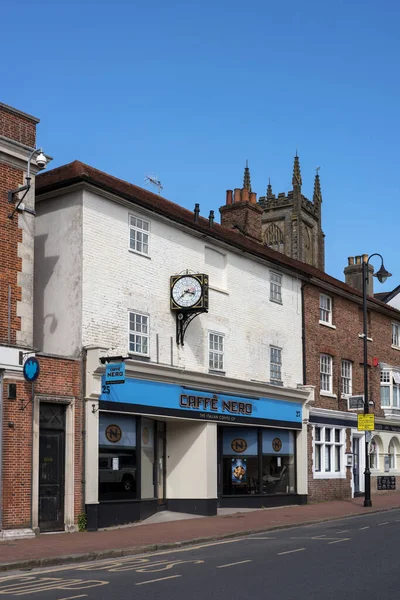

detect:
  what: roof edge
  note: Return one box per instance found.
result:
[0,102,40,124]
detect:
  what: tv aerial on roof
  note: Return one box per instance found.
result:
[145,173,163,195]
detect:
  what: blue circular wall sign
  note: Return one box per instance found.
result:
[23,357,40,382]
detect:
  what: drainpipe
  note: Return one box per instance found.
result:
[301,283,308,385]
[81,348,87,514]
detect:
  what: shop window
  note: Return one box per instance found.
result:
[262,430,295,494]
[99,413,137,501]
[222,427,259,495]
[369,437,380,470]
[388,438,399,470]
[314,426,344,478]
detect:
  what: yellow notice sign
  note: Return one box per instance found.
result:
[357,414,375,431]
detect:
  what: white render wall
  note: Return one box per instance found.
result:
[34,190,83,356]
[81,189,304,387]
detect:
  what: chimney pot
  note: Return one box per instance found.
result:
[226,190,233,205]
[234,188,241,204]
[250,192,257,204]
[242,188,249,203]
[194,203,200,222]
[348,256,354,266]
[362,253,368,263]
[355,255,361,264]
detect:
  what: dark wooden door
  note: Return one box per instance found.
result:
[39,404,66,532]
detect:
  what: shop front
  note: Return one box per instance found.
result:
[84,355,312,530]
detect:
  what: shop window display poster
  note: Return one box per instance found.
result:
[232,458,247,484]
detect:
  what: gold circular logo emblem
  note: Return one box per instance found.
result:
[142,427,149,445]
[231,438,247,453]
[105,424,122,443]
[272,437,282,452]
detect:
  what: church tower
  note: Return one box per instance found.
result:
[258,155,325,271]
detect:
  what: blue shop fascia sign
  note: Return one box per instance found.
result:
[100,376,302,429]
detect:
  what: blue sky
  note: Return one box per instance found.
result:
[1,0,399,289]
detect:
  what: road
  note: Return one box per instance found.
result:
[0,509,399,599]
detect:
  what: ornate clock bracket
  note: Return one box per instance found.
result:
[176,311,205,346]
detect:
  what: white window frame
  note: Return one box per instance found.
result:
[313,425,345,479]
[392,323,400,348]
[128,311,150,356]
[208,332,225,372]
[389,439,397,470]
[320,354,333,394]
[380,368,400,409]
[270,346,282,383]
[129,214,150,256]
[369,437,379,470]
[270,271,282,304]
[319,294,333,325]
[341,360,353,396]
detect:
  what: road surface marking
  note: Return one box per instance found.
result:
[278,548,306,555]
[217,560,252,569]
[336,530,349,533]
[378,522,389,526]
[328,538,350,544]
[57,595,88,600]
[136,575,181,586]
[359,526,370,530]
[247,536,276,540]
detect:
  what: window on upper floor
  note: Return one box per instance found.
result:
[129,311,149,356]
[129,214,150,255]
[209,332,224,372]
[270,271,282,303]
[392,323,400,348]
[380,368,400,409]
[320,354,333,393]
[314,426,344,477]
[270,346,282,383]
[341,360,353,396]
[319,294,332,325]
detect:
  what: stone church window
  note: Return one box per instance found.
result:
[265,224,284,253]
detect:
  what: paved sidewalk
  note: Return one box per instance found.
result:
[1,491,400,572]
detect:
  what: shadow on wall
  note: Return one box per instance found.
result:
[34,234,59,351]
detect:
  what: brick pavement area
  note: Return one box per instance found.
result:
[0,491,400,572]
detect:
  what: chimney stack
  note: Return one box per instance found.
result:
[220,187,263,243]
[344,255,374,296]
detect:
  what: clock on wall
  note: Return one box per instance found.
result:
[170,273,209,345]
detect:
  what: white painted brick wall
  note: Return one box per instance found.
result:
[81,190,303,388]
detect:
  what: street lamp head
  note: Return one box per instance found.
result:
[374,263,392,284]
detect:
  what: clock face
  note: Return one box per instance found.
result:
[172,276,203,308]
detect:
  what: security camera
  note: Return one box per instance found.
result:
[35,152,47,170]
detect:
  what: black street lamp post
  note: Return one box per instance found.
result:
[362,254,391,508]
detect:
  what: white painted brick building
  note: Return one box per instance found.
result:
[35,161,313,529]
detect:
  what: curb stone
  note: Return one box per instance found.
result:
[1,504,400,574]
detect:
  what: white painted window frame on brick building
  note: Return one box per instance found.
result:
[392,322,400,349]
[380,367,400,409]
[269,271,282,304]
[319,293,336,329]
[313,425,346,479]
[341,359,353,396]
[320,354,333,394]
[208,331,225,372]
[128,311,150,356]
[129,214,150,256]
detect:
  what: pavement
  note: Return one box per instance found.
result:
[0,490,400,573]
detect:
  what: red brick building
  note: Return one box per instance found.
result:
[0,103,82,538]
[304,256,400,502]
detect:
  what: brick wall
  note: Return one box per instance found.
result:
[0,104,36,147]
[2,355,82,529]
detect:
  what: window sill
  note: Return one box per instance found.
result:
[269,380,284,387]
[269,297,283,305]
[313,472,346,480]
[319,320,336,330]
[320,391,337,399]
[210,285,229,295]
[128,248,151,259]
[128,353,150,361]
[209,369,226,376]
[391,345,400,352]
